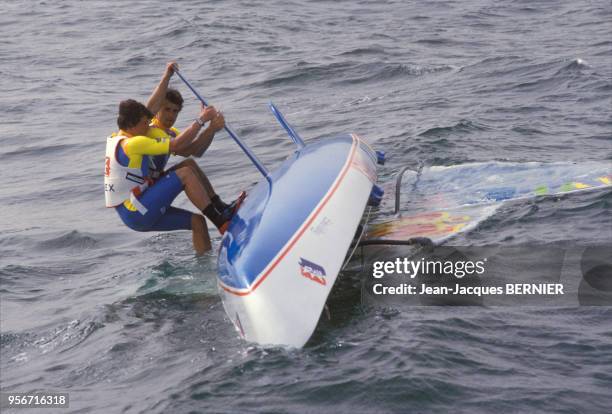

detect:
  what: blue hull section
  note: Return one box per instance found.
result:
[218,135,357,290]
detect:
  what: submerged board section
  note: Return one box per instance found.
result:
[367,204,501,245]
[371,161,611,244]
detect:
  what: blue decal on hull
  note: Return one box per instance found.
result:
[299,257,327,286]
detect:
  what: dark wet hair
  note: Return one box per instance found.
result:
[117,99,153,130]
[165,88,184,109]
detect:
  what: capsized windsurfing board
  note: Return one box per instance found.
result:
[218,134,379,347]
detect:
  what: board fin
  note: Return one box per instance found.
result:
[268,102,306,149]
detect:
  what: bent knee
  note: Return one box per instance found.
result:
[183,158,197,169]
[185,158,206,174]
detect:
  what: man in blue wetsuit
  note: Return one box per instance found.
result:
[104,62,239,255]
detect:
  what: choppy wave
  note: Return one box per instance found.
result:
[35,230,101,250]
[419,119,493,138]
[255,61,454,89]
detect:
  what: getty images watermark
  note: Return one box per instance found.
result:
[362,244,612,307]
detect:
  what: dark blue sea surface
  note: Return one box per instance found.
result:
[1,0,611,413]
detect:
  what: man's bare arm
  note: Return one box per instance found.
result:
[145,61,177,114]
[189,113,225,157]
[170,106,220,156]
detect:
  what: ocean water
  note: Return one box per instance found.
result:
[1,0,611,413]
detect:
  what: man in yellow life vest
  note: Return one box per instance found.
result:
[146,87,244,218]
[104,62,239,255]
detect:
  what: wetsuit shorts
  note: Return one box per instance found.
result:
[116,171,192,231]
